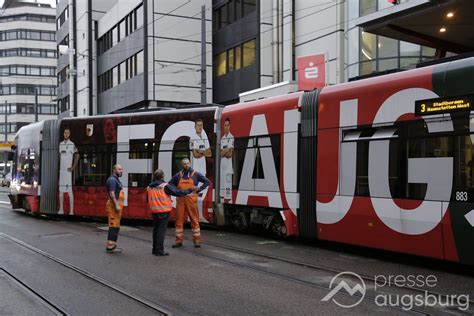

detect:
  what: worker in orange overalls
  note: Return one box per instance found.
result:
[147,168,194,256]
[106,164,124,253]
[169,158,210,248]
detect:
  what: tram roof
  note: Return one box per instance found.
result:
[60,105,219,121]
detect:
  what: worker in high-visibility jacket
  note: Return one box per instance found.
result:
[147,169,194,256]
[169,158,210,248]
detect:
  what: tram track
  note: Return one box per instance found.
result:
[5,211,473,314]
[175,233,474,307]
[0,268,67,315]
[111,230,440,315]
[0,232,174,316]
[65,218,473,314]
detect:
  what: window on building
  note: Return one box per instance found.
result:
[235,0,242,20]
[242,39,256,68]
[361,31,376,62]
[128,13,134,35]
[378,36,398,59]
[119,20,126,41]
[6,31,17,40]
[30,31,40,40]
[400,41,420,57]
[235,45,241,70]
[243,0,256,16]
[128,56,135,79]
[112,26,118,46]
[137,50,144,75]
[228,48,234,72]
[378,36,398,71]
[221,5,228,28]
[215,52,226,77]
[17,65,25,75]
[46,50,56,58]
[421,46,436,58]
[0,66,8,76]
[119,61,126,83]
[360,0,376,16]
[137,5,144,29]
[400,58,419,70]
[228,0,235,24]
[112,67,118,87]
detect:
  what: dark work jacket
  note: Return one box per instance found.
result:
[148,180,191,197]
[169,168,210,193]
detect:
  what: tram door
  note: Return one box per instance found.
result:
[298,90,319,240]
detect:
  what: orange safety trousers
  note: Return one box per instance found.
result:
[175,172,201,244]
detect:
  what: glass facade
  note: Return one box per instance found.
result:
[0,14,55,24]
[213,38,256,78]
[0,48,57,58]
[0,65,55,77]
[345,0,435,79]
[213,0,257,32]
[0,84,56,96]
[0,103,58,115]
[0,29,55,42]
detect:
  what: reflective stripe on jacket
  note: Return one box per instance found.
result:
[147,183,173,213]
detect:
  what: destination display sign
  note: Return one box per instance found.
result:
[415,95,473,116]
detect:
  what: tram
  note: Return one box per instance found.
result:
[9,56,474,265]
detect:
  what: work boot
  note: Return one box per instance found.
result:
[194,243,201,248]
[172,243,183,248]
[106,246,123,254]
[153,252,169,256]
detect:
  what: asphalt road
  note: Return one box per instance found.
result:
[0,187,473,315]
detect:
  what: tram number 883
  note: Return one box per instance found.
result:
[455,191,469,202]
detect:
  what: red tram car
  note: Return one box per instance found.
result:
[9,56,474,265]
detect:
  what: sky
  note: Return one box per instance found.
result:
[0,0,56,9]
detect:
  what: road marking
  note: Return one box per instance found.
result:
[0,201,10,204]
[256,240,279,245]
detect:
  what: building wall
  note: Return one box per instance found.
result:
[0,3,58,142]
[293,0,345,85]
[344,0,435,80]
[95,0,212,114]
[149,0,212,105]
[213,0,345,104]
[212,0,259,104]
[56,0,116,117]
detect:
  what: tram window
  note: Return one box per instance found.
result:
[129,140,153,159]
[18,148,37,185]
[159,138,191,176]
[232,137,249,190]
[406,122,453,200]
[355,141,369,196]
[408,136,451,159]
[76,145,109,186]
[233,135,281,192]
[453,135,474,202]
